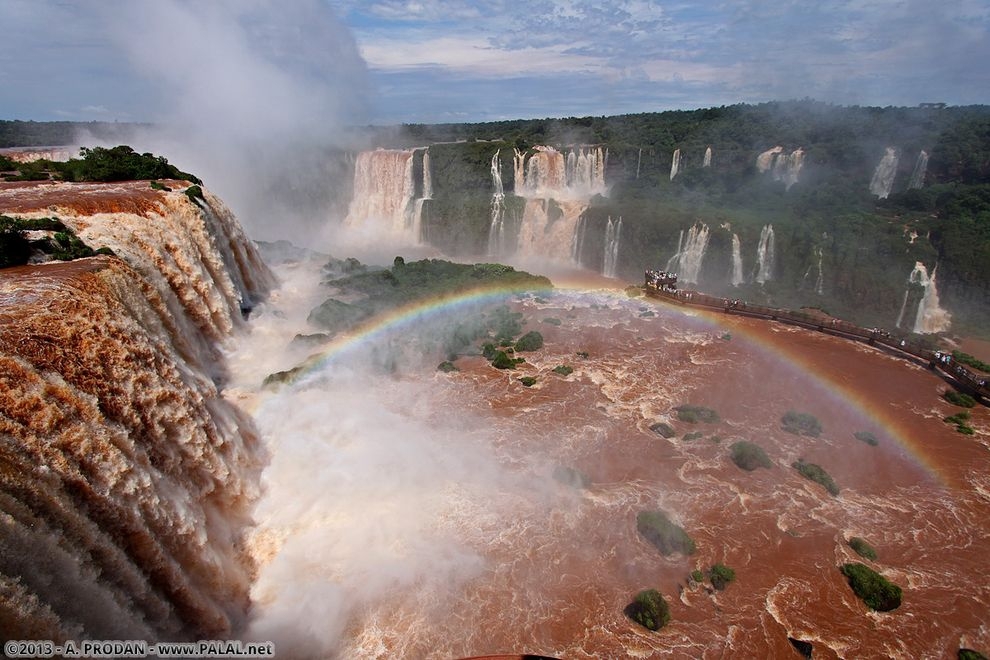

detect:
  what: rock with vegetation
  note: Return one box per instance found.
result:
[636,510,696,556]
[491,350,523,370]
[854,431,879,446]
[729,441,773,471]
[674,404,720,424]
[792,459,840,496]
[959,649,989,660]
[849,537,878,561]
[0,215,110,268]
[944,390,977,408]
[552,364,573,376]
[624,589,670,631]
[952,351,990,373]
[514,330,544,351]
[542,317,562,326]
[782,411,823,437]
[649,422,676,439]
[307,298,369,333]
[944,410,976,435]
[518,375,537,387]
[552,465,591,490]
[707,563,736,591]
[437,361,458,372]
[683,431,704,441]
[840,562,902,611]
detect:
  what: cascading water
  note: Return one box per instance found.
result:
[669,149,681,180]
[811,247,824,295]
[512,146,607,261]
[666,229,684,272]
[755,224,775,284]
[602,216,622,278]
[636,148,642,179]
[731,233,744,286]
[896,262,952,333]
[756,146,784,173]
[908,150,929,190]
[757,147,803,190]
[570,215,587,266]
[487,150,507,257]
[870,147,899,199]
[0,181,273,641]
[703,146,712,168]
[668,223,710,284]
[343,149,428,245]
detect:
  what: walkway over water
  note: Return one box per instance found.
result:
[643,281,990,404]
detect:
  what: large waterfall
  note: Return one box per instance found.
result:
[755,224,775,284]
[731,233,744,286]
[0,181,273,641]
[668,223,710,284]
[602,216,622,278]
[896,262,951,333]
[756,147,804,190]
[669,148,681,180]
[487,150,507,257]
[870,147,899,199]
[703,146,712,168]
[343,148,431,245]
[908,150,929,190]
[512,146,607,261]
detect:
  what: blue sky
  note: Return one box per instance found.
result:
[1,0,989,126]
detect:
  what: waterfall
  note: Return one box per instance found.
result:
[570,214,587,266]
[636,148,642,179]
[898,262,952,333]
[422,148,433,200]
[756,146,784,173]
[343,149,424,245]
[731,234,744,286]
[669,148,681,180]
[666,229,685,272]
[755,224,775,284]
[757,146,803,189]
[814,247,824,295]
[487,150,507,257]
[512,145,608,261]
[908,150,929,190]
[703,146,712,168]
[602,216,622,278]
[870,147,899,199]
[668,223,710,284]
[0,181,273,640]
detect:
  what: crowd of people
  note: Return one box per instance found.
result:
[644,269,678,293]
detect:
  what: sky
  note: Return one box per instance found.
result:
[1,0,989,126]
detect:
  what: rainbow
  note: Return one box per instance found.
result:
[279,277,951,486]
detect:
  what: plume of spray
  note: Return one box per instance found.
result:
[95,0,371,244]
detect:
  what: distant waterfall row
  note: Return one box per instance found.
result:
[513,145,607,199]
[666,223,776,288]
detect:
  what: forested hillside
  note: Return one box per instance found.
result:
[379,101,990,337]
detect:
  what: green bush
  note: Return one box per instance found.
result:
[782,411,823,437]
[518,376,537,387]
[481,342,497,359]
[854,431,879,446]
[958,649,989,660]
[624,589,670,631]
[437,361,458,372]
[514,330,544,351]
[840,562,902,611]
[542,317,562,326]
[675,404,719,424]
[792,459,839,496]
[708,563,736,591]
[0,229,32,268]
[552,365,573,376]
[491,350,521,369]
[636,510,696,556]
[952,350,990,373]
[683,431,704,441]
[729,441,773,471]
[690,569,704,583]
[944,390,977,408]
[849,537,878,561]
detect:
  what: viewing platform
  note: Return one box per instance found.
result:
[643,273,990,404]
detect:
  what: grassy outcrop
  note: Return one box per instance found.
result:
[514,330,544,351]
[849,537,878,561]
[624,589,670,631]
[840,562,902,611]
[636,510,696,556]
[782,411,823,437]
[792,459,839,496]
[674,404,719,424]
[729,441,773,471]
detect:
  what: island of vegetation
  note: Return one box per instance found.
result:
[674,404,720,424]
[840,562,902,612]
[781,411,823,437]
[624,589,671,631]
[792,459,840,496]
[636,510,696,556]
[848,537,878,561]
[729,441,773,471]
[854,431,880,446]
